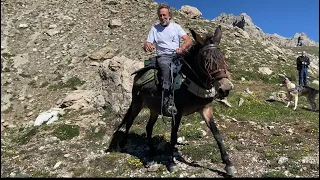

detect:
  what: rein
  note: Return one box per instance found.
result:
[179,56,208,89]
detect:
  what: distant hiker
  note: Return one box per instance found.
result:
[296,51,310,86]
[296,36,303,46]
[144,3,192,114]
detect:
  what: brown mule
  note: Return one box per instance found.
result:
[113,25,236,176]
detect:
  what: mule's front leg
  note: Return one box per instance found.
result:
[167,113,182,172]
[199,105,236,176]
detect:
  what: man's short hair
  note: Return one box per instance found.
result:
[157,3,172,18]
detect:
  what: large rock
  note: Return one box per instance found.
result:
[211,13,235,27]
[59,90,105,110]
[267,43,284,54]
[99,56,144,113]
[108,19,122,28]
[258,67,273,75]
[233,27,250,39]
[12,53,29,68]
[89,46,118,61]
[212,13,265,40]
[181,5,202,19]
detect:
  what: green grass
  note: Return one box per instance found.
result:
[85,126,107,140]
[52,124,80,141]
[87,152,129,177]
[180,143,221,162]
[282,46,319,56]
[15,127,38,145]
[30,170,51,177]
[179,114,203,140]
[48,76,85,91]
[212,91,319,124]
[101,105,119,121]
[262,171,287,178]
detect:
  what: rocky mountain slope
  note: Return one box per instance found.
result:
[1,0,319,178]
[212,12,319,47]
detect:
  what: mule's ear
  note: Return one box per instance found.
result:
[189,28,204,45]
[212,25,222,46]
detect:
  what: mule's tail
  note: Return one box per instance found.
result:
[113,103,133,133]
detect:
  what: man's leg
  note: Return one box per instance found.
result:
[298,70,303,86]
[157,56,176,115]
[303,68,308,86]
[157,56,171,90]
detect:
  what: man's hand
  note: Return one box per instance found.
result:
[176,47,185,55]
[144,42,155,53]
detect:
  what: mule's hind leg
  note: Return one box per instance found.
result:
[199,105,236,176]
[119,97,143,148]
[146,111,159,157]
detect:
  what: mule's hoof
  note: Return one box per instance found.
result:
[167,163,178,173]
[145,161,156,168]
[225,165,236,177]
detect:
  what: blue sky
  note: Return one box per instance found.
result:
[154,0,319,42]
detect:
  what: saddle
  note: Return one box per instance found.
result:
[133,55,183,94]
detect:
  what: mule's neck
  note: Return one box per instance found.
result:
[182,54,211,89]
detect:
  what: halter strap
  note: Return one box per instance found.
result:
[211,69,228,80]
[200,44,218,53]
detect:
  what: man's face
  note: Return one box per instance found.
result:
[159,8,170,26]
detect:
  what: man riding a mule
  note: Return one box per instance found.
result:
[144,3,192,115]
[112,4,236,175]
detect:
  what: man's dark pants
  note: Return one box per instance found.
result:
[298,67,308,86]
[157,55,172,90]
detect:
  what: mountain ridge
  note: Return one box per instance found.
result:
[211,12,319,47]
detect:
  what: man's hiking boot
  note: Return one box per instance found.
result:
[162,89,177,115]
[164,96,177,115]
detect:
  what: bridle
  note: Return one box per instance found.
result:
[197,44,228,89]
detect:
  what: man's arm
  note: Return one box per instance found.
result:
[180,34,192,51]
[176,34,192,55]
[144,27,155,53]
[296,57,301,70]
[306,56,310,66]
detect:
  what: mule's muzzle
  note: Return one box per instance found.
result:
[218,88,230,98]
[217,79,234,98]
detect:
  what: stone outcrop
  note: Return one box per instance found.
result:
[212,13,319,47]
[180,5,202,19]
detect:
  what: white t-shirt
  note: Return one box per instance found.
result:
[146,22,187,55]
